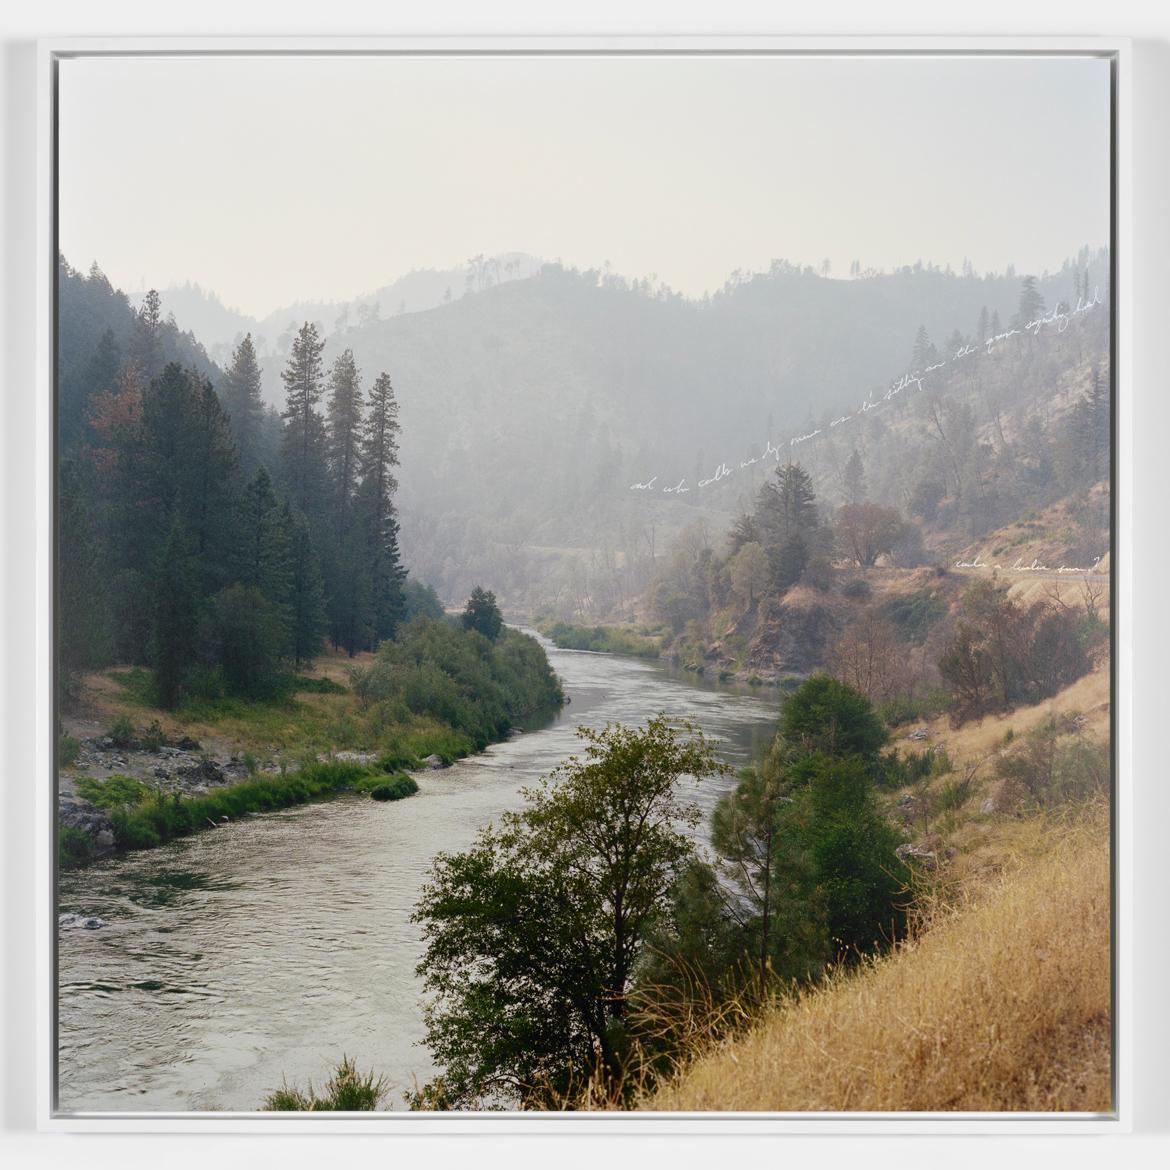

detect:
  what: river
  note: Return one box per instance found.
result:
[56,638,781,1113]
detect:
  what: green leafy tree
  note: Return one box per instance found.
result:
[462,586,503,641]
[780,674,889,759]
[411,717,727,1108]
[728,540,769,606]
[834,502,908,568]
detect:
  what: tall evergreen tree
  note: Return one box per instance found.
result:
[57,457,111,699]
[357,371,406,643]
[285,503,327,666]
[326,348,364,528]
[240,466,292,607]
[220,333,265,477]
[911,325,938,370]
[133,289,164,381]
[758,462,819,546]
[842,447,866,505]
[138,364,240,598]
[153,520,198,709]
[280,322,329,520]
[1016,275,1046,328]
[977,305,990,343]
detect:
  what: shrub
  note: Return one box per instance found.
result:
[58,732,81,767]
[140,719,166,752]
[294,675,347,695]
[370,775,419,802]
[262,1056,388,1111]
[882,589,945,646]
[106,715,136,749]
[842,578,872,602]
[58,826,92,870]
[351,619,562,751]
[937,773,976,812]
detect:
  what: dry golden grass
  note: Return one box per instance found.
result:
[640,801,1111,1114]
[915,662,1111,769]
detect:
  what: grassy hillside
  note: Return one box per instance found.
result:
[642,796,1110,1113]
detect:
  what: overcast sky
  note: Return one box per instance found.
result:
[58,53,1111,319]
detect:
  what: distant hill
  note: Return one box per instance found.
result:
[58,258,220,453]
[63,246,1108,609]
[155,252,543,367]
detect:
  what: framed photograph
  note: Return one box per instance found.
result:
[38,36,1129,1132]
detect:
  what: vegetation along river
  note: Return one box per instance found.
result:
[56,636,781,1112]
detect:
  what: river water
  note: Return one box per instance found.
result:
[56,638,780,1113]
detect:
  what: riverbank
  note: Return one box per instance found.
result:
[58,621,565,869]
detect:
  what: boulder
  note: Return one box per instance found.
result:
[895,843,939,869]
[422,754,448,770]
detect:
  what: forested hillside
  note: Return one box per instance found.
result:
[270,248,1107,608]
[57,259,415,716]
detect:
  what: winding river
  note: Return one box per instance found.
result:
[56,637,780,1113]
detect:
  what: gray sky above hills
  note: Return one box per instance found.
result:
[59,52,1111,319]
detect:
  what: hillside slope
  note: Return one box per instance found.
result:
[642,799,1110,1113]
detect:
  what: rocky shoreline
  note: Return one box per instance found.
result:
[58,733,452,864]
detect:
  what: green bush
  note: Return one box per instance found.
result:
[882,589,946,645]
[262,1056,388,1111]
[540,621,663,659]
[937,773,975,812]
[140,719,166,752]
[58,826,93,870]
[58,732,81,767]
[97,762,378,857]
[106,714,136,749]
[76,774,151,810]
[352,619,563,752]
[294,675,347,695]
[842,578,872,601]
[370,775,419,802]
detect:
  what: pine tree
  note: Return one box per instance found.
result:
[240,467,292,609]
[759,462,819,546]
[990,308,1002,337]
[977,305,990,343]
[323,349,369,650]
[356,371,406,643]
[57,457,111,696]
[842,447,866,505]
[133,289,164,381]
[139,365,240,598]
[326,348,364,529]
[220,333,265,477]
[280,322,329,521]
[285,503,327,666]
[1016,276,1046,328]
[911,325,938,370]
[153,520,197,709]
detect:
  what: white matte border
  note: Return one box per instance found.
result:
[34,34,1132,1135]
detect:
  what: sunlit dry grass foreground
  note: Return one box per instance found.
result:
[641,802,1111,1113]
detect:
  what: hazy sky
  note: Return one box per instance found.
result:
[58,53,1112,318]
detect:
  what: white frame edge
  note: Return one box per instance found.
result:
[34,33,1133,1135]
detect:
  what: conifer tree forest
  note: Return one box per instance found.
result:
[57,257,407,708]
